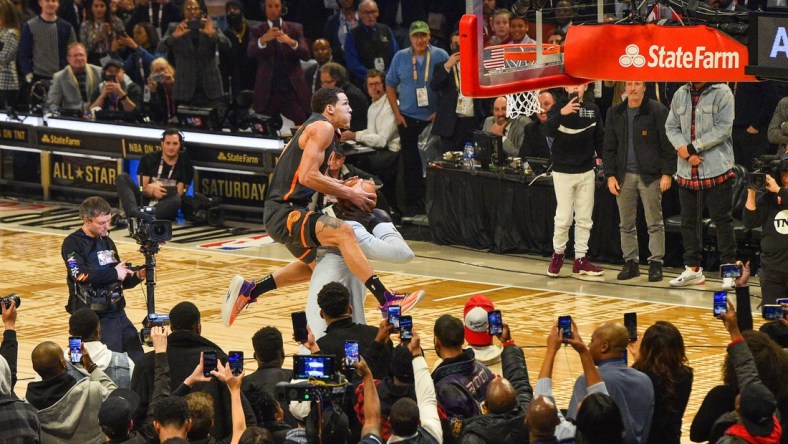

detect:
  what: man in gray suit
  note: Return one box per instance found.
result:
[46,42,102,114]
[482,96,532,158]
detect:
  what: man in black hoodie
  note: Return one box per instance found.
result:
[61,196,145,362]
[130,301,256,440]
[542,83,605,278]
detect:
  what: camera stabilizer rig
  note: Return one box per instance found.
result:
[127,206,174,345]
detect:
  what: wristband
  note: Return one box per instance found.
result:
[87,363,98,373]
[502,339,516,348]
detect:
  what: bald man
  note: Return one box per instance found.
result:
[482,96,531,158]
[457,322,533,444]
[26,341,116,443]
[525,396,561,444]
[566,322,654,444]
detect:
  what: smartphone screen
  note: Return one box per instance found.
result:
[344,341,360,367]
[488,310,503,336]
[558,316,572,340]
[203,350,218,377]
[228,351,243,376]
[293,355,334,380]
[624,312,637,342]
[776,298,788,306]
[400,315,413,341]
[69,336,82,364]
[720,264,742,279]
[291,311,309,343]
[713,291,728,318]
[763,305,784,321]
[388,305,401,332]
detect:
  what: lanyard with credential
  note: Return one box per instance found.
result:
[452,64,461,93]
[411,49,431,85]
[155,157,175,182]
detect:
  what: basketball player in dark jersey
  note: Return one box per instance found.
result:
[221,87,425,327]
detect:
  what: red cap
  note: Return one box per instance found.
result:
[463,294,495,346]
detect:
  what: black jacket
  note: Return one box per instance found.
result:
[316,317,392,380]
[520,120,552,159]
[130,330,256,440]
[601,98,675,184]
[61,229,142,314]
[742,188,788,270]
[542,98,604,174]
[430,64,484,140]
[458,345,533,444]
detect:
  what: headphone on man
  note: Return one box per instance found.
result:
[161,128,186,151]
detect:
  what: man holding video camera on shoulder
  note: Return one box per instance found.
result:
[62,196,145,363]
[742,157,788,305]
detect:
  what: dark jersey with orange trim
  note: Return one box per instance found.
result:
[267,113,336,206]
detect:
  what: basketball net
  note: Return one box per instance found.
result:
[507,89,542,119]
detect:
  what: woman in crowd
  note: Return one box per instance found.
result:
[145,57,176,124]
[157,0,229,107]
[80,0,125,65]
[631,321,694,444]
[0,0,20,109]
[111,21,161,86]
[690,330,788,443]
[574,392,626,444]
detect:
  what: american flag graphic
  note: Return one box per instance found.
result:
[483,47,506,70]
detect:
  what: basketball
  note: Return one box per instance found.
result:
[336,179,377,212]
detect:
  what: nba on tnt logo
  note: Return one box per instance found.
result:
[620,44,646,68]
[775,210,788,235]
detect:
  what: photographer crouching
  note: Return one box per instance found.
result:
[742,156,788,305]
[62,197,145,363]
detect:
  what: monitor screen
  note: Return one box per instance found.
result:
[177,106,220,131]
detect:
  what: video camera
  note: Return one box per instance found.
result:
[747,155,788,191]
[139,312,170,345]
[128,206,173,246]
[1,293,20,309]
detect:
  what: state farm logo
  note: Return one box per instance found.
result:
[619,44,646,68]
[618,43,740,69]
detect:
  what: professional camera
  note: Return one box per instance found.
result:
[139,312,170,345]
[747,155,788,191]
[128,206,173,245]
[76,282,122,312]
[1,293,21,309]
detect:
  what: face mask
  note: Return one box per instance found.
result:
[227,12,243,27]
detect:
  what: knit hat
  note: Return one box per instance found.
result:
[739,384,777,437]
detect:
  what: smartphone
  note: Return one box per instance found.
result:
[272,18,282,28]
[763,305,785,321]
[203,350,218,377]
[150,73,164,83]
[228,351,243,376]
[69,336,82,364]
[558,315,572,340]
[344,341,360,367]
[568,92,580,102]
[187,18,204,31]
[400,315,413,341]
[488,310,503,336]
[776,298,788,306]
[720,264,742,279]
[713,291,728,318]
[291,311,309,343]
[293,355,335,380]
[388,305,401,333]
[624,312,637,342]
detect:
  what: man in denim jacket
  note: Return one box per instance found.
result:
[665,82,737,289]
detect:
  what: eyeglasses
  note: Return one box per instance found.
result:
[359,9,378,15]
[367,81,383,87]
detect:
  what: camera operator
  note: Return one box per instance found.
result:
[62,196,145,363]
[767,96,788,152]
[742,158,788,305]
[88,59,142,121]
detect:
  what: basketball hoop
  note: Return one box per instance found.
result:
[507,90,542,118]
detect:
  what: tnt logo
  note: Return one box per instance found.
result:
[619,44,646,68]
[775,209,788,235]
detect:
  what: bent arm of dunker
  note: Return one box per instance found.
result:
[298,124,358,200]
[350,221,414,263]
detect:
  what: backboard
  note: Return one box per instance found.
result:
[458,0,586,98]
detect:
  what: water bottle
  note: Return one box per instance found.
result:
[463,142,474,170]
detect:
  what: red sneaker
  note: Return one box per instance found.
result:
[573,257,604,276]
[547,252,565,277]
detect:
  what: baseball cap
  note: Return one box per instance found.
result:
[463,294,495,347]
[739,384,777,437]
[98,388,140,438]
[409,20,430,36]
[389,344,415,383]
[102,59,124,70]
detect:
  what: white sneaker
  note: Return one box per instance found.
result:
[669,266,706,287]
[722,277,735,290]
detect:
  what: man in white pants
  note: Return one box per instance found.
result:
[543,83,606,277]
[306,207,415,340]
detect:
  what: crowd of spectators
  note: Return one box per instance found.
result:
[2,273,788,444]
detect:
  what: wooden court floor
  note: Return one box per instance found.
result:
[0,224,769,439]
